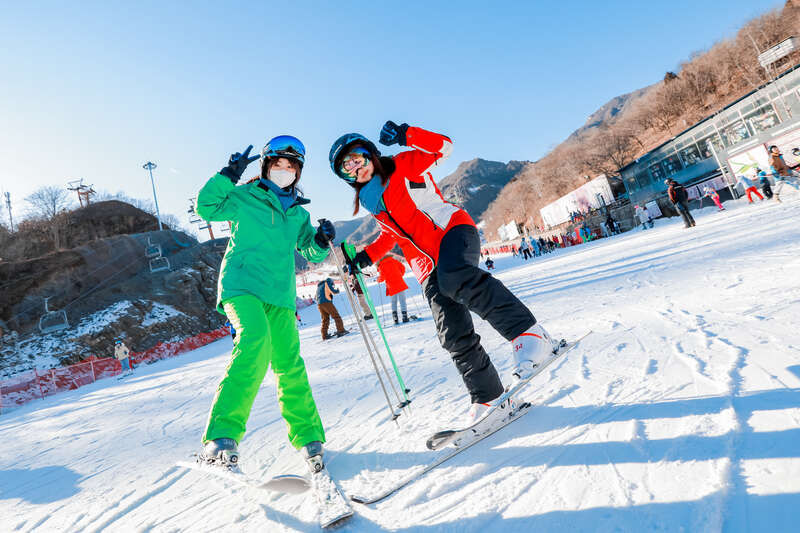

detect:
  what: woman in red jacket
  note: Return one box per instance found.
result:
[329,121,562,422]
[376,255,411,324]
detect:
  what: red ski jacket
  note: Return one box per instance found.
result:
[376,256,409,296]
[364,126,475,282]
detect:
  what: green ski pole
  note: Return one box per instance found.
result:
[342,243,411,408]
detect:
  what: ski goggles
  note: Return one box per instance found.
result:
[261,135,306,165]
[338,147,372,181]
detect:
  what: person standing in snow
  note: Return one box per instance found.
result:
[316,277,350,338]
[666,179,696,228]
[519,238,532,260]
[634,205,650,230]
[756,167,774,200]
[195,137,336,473]
[768,145,800,203]
[702,186,724,211]
[347,269,373,320]
[376,255,412,324]
[734,174,764,203]
[328,122,562,423]
[114,339,133,375]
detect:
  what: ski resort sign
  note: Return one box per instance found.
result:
[758,37,798,68]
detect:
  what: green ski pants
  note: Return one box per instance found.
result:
[202,294,325,449]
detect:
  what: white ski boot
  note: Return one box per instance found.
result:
[511,323,564,381]
[199,438,240,470]
[301,441,324,473]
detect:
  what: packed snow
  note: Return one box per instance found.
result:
[2,193,800,532]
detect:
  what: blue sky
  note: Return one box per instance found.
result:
[0,0,783,235]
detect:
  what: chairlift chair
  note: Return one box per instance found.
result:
[38,297,69,334]
[145,237,162,259]
[149,256,171,273]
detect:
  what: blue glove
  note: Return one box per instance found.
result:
[379,121,409,146]
[220,145,259,184]
[314,218,336,248]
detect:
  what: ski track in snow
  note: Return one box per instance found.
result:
[2,194,800,532]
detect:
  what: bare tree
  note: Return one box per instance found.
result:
[24,186,73,219]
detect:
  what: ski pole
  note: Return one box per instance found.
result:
[378,282,386,325]
[354,270,411,408]
[327,240,401,424]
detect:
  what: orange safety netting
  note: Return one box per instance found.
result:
[0,326,230,414]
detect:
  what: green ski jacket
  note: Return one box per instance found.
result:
[196,174,329,312]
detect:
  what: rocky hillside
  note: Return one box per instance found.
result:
[0,201,229,377]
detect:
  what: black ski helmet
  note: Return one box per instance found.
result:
[329,133,380,182]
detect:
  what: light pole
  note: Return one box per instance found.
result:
[142,161,163,231]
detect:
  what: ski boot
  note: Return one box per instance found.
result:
[334,330,350,338]
[511,324,565,382]
[199,438,240,470]
[392,311,399,325]
[402,311,409,323]
[301,441,324,473]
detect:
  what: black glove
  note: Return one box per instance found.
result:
[379,121,409,146]
[314,218,336,248]
[344,248,373,273]
[220,145,259,184]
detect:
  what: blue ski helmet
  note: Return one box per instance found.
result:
[329,133,380,180]
[261,135,306,167]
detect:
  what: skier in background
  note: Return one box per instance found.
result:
[316,277,350,338]
[195,136,336,473]
[376,255,414,324]
[519,238,532,260]
[329,121,563,424]
[702,185,725,211]
[734,174,764,203]
[667,179,696,228]
[635,205,650,230]
[768,145,800,203]
[756,167,774,200]
[347,269,373,320]
[114,339,133,377]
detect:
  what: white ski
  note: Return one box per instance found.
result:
[349,401,533,505]
[349,331,591,505]
[426,330,591,451]
[176,459,310,493]
[311,467,354,528]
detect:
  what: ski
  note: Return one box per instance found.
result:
[311,467,354,528]
[349,401,533,505]
[348,330,592,505]
[176,459,310,493]
[426,330,591,451]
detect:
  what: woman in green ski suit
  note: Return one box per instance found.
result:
[196,136,336,472]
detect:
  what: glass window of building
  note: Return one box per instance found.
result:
[679,143,702,166]
[698,134,724,159]
[635,170,650,188]
[745,104,781,133]
[719,120,751,147]
[661,154,683,176]
[649,162,664,182]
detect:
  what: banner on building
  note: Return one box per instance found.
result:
[540,175,614,227]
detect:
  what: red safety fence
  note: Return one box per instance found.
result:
[0,326,230,415]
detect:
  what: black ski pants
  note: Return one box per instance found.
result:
[675,201,695,227]
[422,225,536,403]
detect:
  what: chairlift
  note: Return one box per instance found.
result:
[38,297,69,334]
[149,256,171,273]
[145,237,162,259]
[189,214,202,224]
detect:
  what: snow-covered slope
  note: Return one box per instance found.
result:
[2,194,800,532]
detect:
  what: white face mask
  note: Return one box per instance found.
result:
[269,169,296,188]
